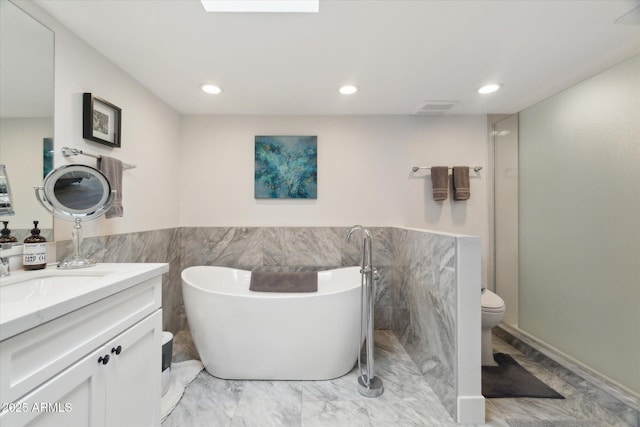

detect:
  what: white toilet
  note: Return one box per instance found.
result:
[481,288,505,366]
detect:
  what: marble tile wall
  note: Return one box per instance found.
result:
[177,227,394,332]
[390,227,458,418]
[10,228,54,243]
[56,226,394,333]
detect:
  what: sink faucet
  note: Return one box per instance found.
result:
[0,243,23,277]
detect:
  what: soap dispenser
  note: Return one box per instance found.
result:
[0,221,18,244]
[23,220,47,270]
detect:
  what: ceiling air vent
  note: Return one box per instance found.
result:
[413,100,458,116]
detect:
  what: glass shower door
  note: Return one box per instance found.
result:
[493,114,518,326]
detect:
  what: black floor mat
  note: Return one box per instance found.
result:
[482,353,564,399]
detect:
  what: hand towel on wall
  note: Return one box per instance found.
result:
[98,155,123,218]
[453,166,470,200]
[430,166,449,201]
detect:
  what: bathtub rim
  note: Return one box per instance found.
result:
[181,265,363,299]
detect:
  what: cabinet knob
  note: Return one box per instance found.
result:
[111,345,123,355]
[98,354,110,365]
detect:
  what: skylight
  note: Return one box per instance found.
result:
[200,0,319,13]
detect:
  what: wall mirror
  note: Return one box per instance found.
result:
[35,165,114,269]
[0,164,15,216]
[0,0,54,240]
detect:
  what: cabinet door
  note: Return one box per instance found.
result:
[105,310,162,427]
[0,347,107,427]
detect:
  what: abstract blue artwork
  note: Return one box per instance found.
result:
[255,135,317,199]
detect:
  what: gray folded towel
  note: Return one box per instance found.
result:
[453,166,470,200]
[430,166,449,201]
[98,155,123,218]
[250,271,318,292]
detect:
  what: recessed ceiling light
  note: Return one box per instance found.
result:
[339,85,358,95]
[201,0,319,13]
[201,84,222,95]
[478,84,502,94]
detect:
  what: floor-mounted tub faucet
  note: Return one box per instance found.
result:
[346,225,384,398]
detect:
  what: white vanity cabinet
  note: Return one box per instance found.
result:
[0,267,165,427]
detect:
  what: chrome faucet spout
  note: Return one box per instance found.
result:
[346,225,370,243]
[0,253,22,277]
[346,225,372,272]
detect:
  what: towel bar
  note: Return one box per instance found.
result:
[411,166,482,173]
[62,147,135,170]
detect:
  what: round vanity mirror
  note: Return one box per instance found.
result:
[35,164,114,269]
[42,164,112,219]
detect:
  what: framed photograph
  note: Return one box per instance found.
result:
[255,135,317,199]
[83,93,121,147]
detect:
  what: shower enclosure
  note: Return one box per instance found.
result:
[491,55,640,396]
[491,114,519,326]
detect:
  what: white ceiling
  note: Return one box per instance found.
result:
[35,0,640,115]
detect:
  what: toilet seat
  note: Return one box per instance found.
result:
[481,289,505,312]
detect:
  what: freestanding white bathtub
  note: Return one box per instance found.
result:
[181,266,363,380]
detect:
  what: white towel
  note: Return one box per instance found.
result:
[98,155,123,218]
[161,360,204,422]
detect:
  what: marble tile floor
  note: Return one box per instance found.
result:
[487,338,631,427]
[163,331,629,426]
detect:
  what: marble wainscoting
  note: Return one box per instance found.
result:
[177,227,394,332]
[57,227,394,334]
[9,228,54,243]
[391,227,457,416]
[391,227,483,424]
[55,228,182,332]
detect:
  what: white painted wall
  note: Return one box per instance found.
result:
[17,3,490,279]
[400,115,489,276]
[519,55,640,395]
[178,114,489,279]
[179,115,400,227]
[15,1,182,239]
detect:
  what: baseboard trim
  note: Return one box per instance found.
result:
[457,395,485,424]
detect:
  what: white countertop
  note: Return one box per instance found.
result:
[0,263,169,341]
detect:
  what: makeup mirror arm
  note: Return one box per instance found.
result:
[34,186,55,215]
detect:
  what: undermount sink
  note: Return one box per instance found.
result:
[0,263,169,342]
[0,271,114,303]
[0,268,117,331]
